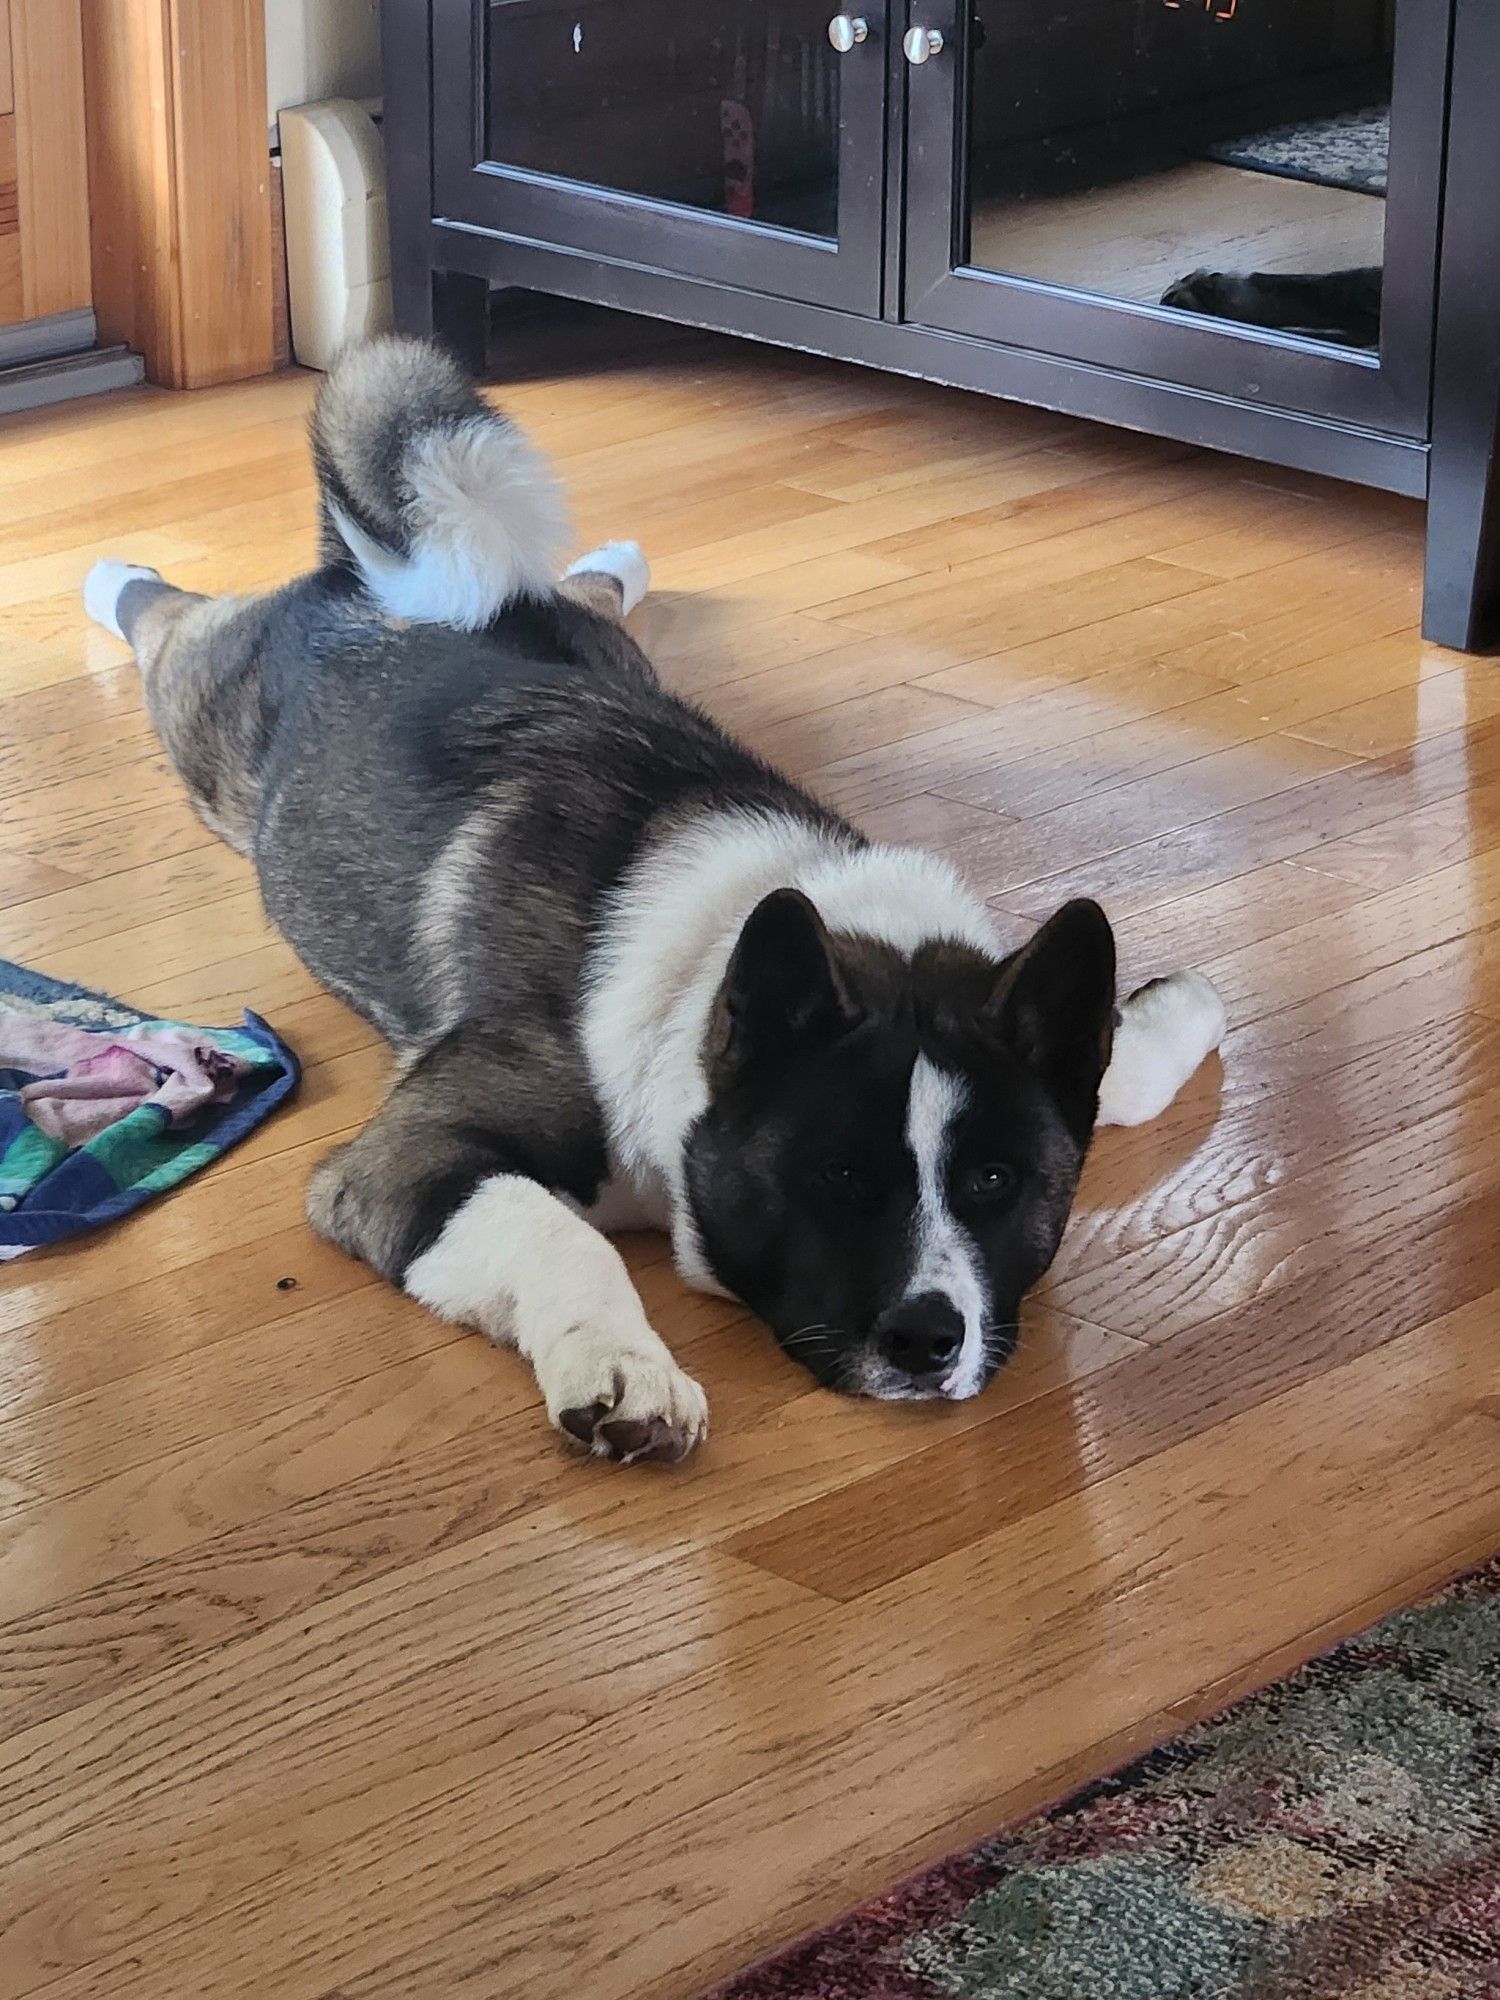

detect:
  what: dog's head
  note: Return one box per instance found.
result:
[683,891,1115,1400]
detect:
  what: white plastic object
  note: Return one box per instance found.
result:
[279,97,393,371]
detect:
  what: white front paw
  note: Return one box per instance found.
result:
[1098,969,1228,1127]
[545,1332,708,1465]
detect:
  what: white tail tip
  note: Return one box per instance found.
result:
[343,415,571,631]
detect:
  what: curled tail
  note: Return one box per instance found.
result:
[310,334,571,630]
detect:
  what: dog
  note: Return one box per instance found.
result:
[83,336,1225,1466]
[1161,266,1382,348]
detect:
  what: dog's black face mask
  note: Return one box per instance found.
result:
[682,891,1116,1400]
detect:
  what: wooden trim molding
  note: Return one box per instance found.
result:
[82,0,275,388]
[0,3,14,119]
[0,110,18,325]
[11,0,92,321]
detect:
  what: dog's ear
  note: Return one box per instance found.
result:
[982,899,1116,1132]
[720,889,861,1069]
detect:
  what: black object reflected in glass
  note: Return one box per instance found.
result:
[1161,264,1383,346]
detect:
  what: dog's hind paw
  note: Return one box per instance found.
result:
[550,1339,708,1465]
[565,539,650,615]
[83,560,162,642]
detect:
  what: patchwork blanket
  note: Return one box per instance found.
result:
[0,959,299,1259]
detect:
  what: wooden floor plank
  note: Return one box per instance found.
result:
[1066,1010,1500,1278]
[23,1308,1493,2000]
[1050,1081,1500,1336]
[0,1313,1129,1749]
[832,730,1362,899]
[994,715,1500,921]
[0,853,82,910]
[1199,843,1500,1022]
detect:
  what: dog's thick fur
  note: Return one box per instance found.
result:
[86,336,1224,1466]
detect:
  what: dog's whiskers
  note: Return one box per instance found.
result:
[984,1320,1022,1360]
[782,1322,837,1354]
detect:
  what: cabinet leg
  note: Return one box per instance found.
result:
[1422,0,1500,653]
[430,270,492,379]
[1425,454,1500,655]
[390,262,435,340]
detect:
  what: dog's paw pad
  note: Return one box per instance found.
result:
[559,1400,611,1445]
[595,1413,687,1463]
[553,1347,707,1465]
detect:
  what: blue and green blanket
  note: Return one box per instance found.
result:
[0,959,299,1259]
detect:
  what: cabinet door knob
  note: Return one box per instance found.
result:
[827,14,870,52]
[902,25,945,63]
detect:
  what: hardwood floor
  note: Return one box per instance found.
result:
[0,318,1496,2000]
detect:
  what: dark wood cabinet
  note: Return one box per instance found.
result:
[386,0,1500,651]
[429,1,888,309]
[905,0,1443,439]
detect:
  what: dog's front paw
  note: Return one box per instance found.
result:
[1098,969,1228,1127]
[1162,268,1233,316]
[548,1338,708,1465]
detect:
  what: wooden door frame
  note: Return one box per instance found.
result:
[81,0,275,388]
[0,0,93,328]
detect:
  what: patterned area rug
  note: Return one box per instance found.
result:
[1205,106,1389,197]
[708,1560,1499,1999]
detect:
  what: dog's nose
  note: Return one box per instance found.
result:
[875,1293,965,1380]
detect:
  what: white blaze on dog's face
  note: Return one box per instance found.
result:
[894,1057,991,1399]
[682,891,1117,1400]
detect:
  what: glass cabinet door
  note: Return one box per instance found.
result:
[432,1,888,312]
[903,0,1447,433]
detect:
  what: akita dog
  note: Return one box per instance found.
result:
[84,337,1224,1465]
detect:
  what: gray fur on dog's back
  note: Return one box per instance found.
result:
[253,584,841,1053]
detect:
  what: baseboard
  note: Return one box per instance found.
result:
[0,344,144,416]
[0,308,98,367]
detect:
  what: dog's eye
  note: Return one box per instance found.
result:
[814,1159,863,1198]
[963,1162,1017,1203]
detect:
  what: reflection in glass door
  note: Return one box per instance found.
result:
[433,0,888,312]
[965,0,1393,347]
[485,3,846,241]
[902,0,1443,433]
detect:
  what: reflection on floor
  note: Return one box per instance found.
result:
[970,160,1386,310]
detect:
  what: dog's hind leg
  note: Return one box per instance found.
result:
[306,1015,708,1465]
[560,540,650,623]
[84,561,277,856]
